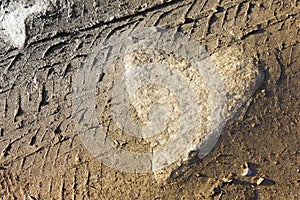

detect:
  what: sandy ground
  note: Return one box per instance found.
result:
[0,0,299,199]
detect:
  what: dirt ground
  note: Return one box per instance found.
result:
[0,0,299,199]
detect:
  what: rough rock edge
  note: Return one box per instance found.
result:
[154,45,265,181]
[0,0,51,48]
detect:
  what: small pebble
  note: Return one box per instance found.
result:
[241,162,252,176]
[114,139,120,146]
[257,177,265,185]
[274,161,280,165]
[222,173,234,183]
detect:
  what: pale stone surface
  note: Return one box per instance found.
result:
[211,46,264,124]
[0,0,49,48]
[155,45,264,180]
[72,28,264,178]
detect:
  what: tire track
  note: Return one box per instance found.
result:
[0,0,299,199]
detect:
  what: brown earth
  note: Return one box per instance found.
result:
[0,0,299,199]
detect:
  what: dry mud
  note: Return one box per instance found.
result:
[0,0,299,199]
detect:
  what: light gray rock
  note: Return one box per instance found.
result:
[0,0,49,48]
[72,27,264,179]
